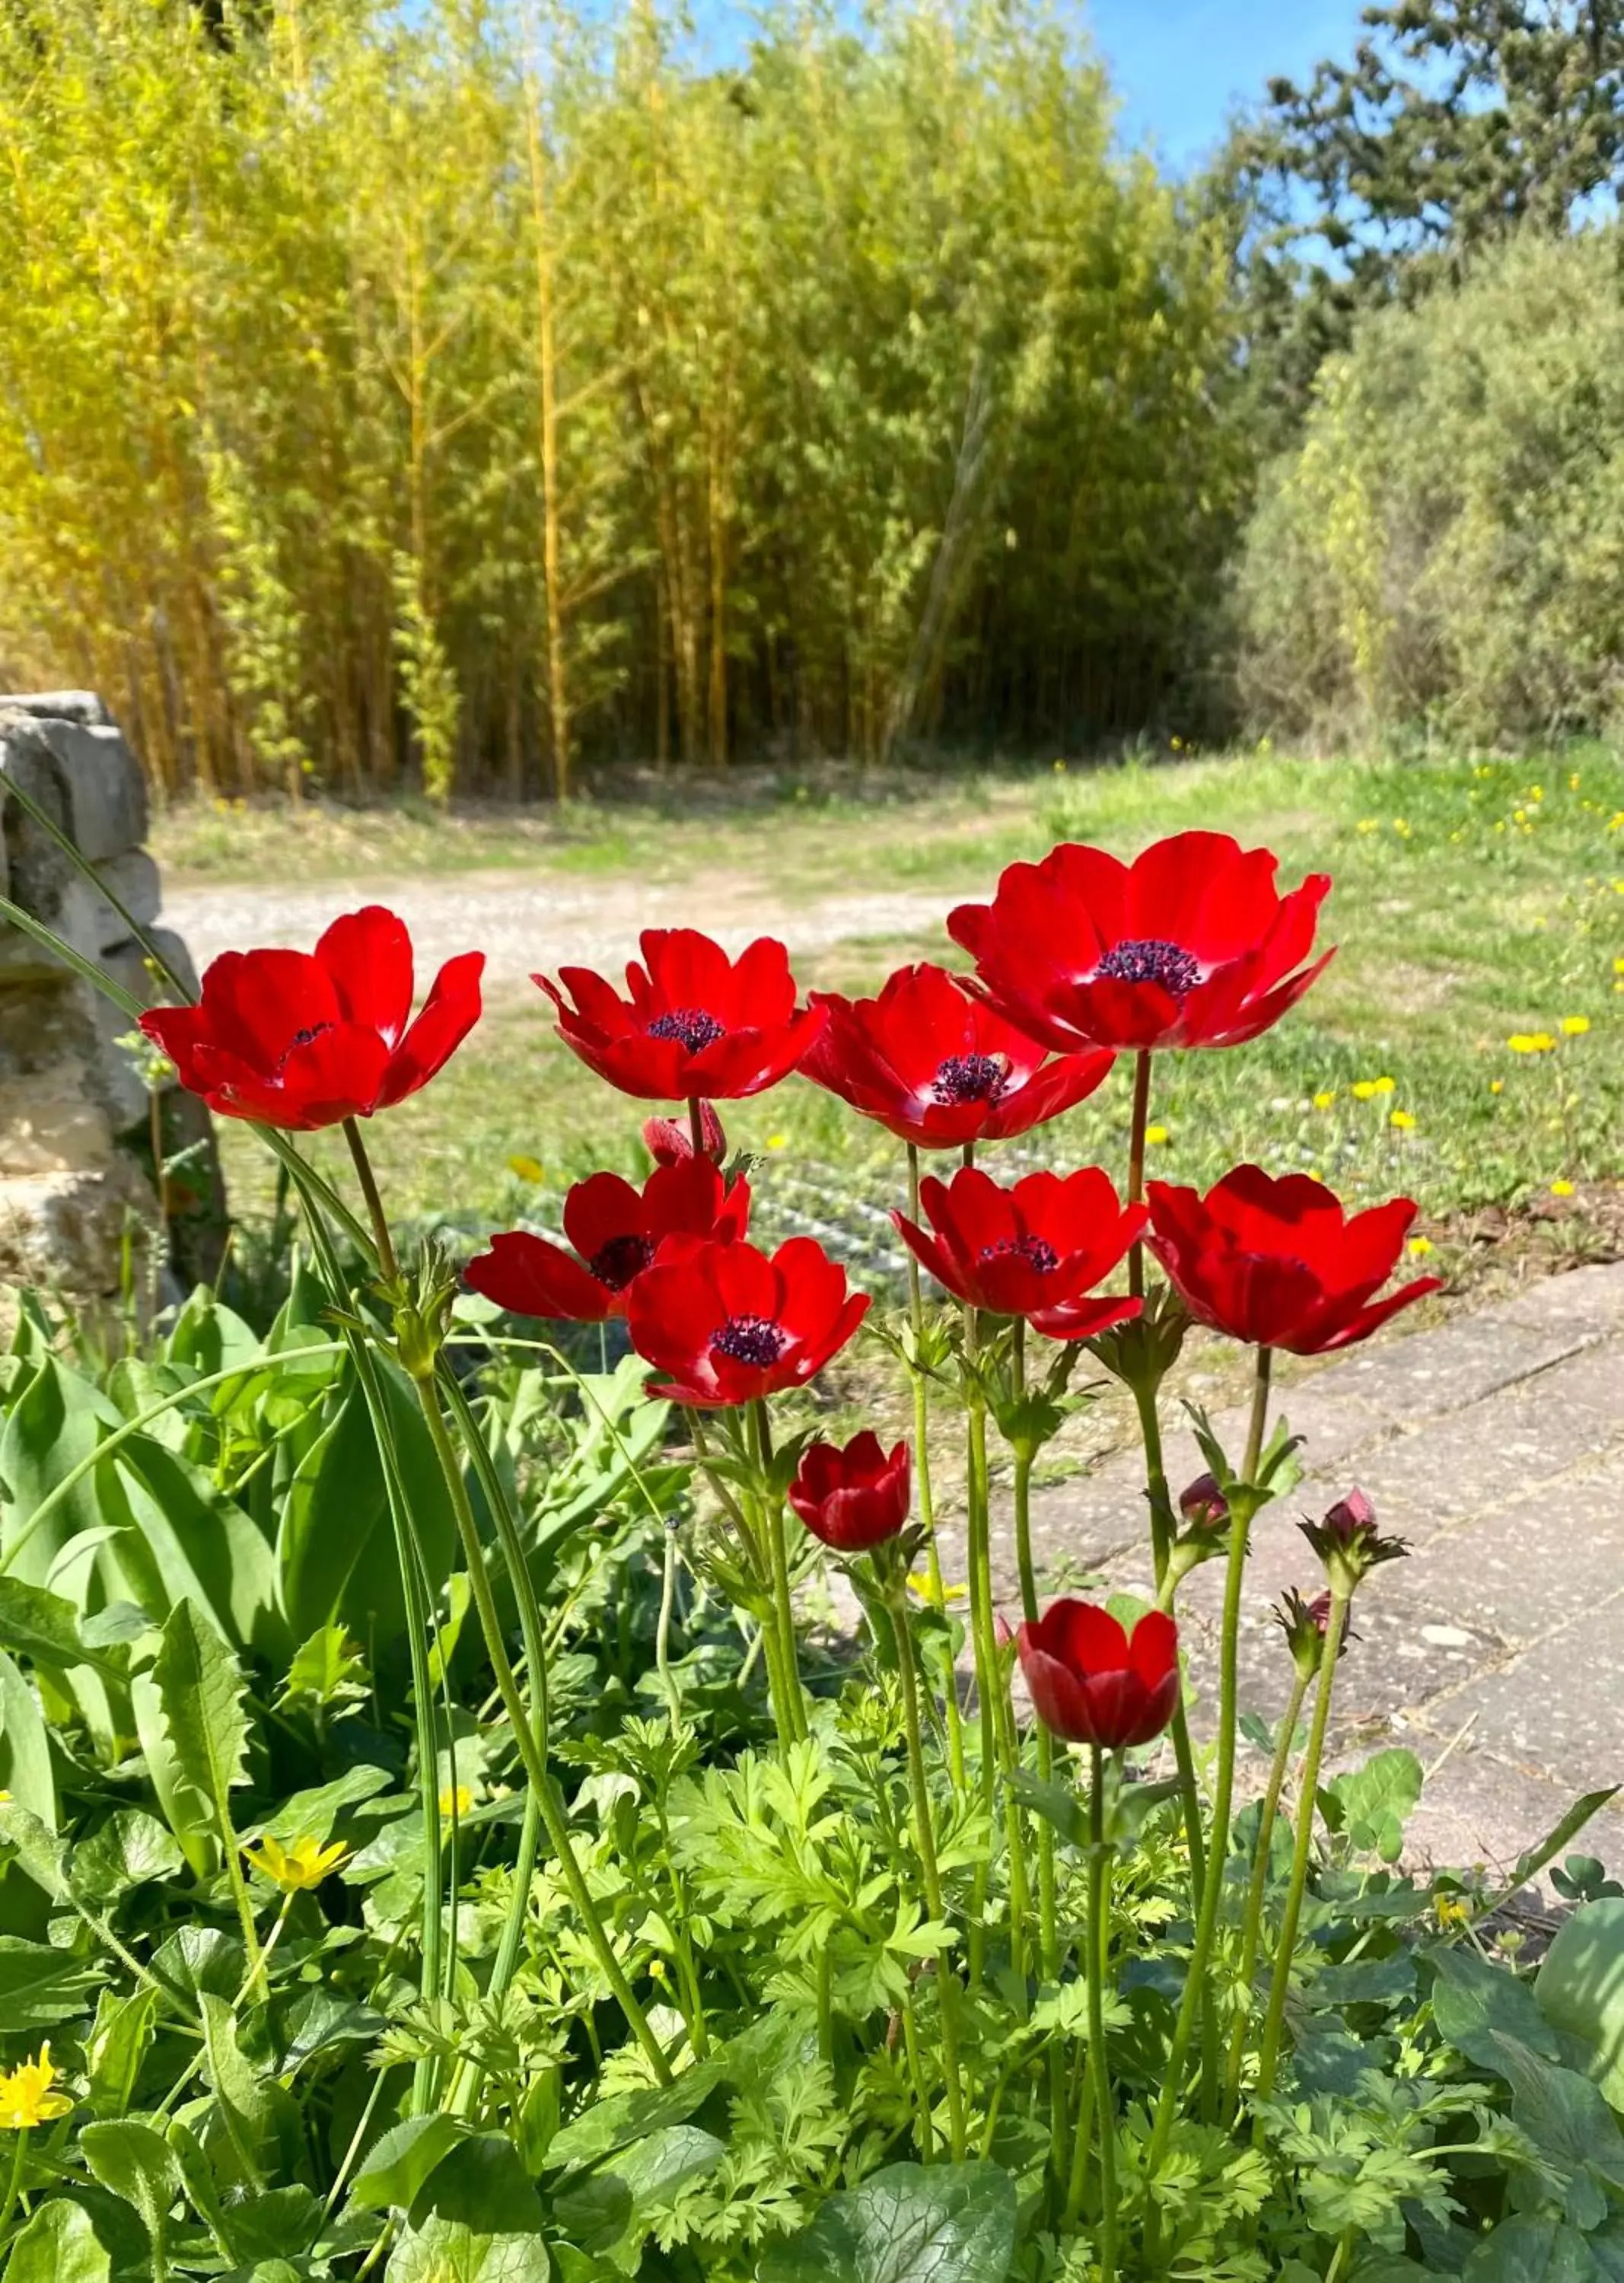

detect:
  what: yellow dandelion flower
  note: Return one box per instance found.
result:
[0,2045,72,2131]
[766,1132,788,1151]
[1570,772,1582,791]
[1312,1091,1336,1110]
[1435,1893,1471,1931]
[1390,1110,1415,1131]
[1514,808,1527,825]
[1408,1237,1434,1257]
[1356,818,1380,835]
[243,1834,349,1893]
[507,1154,545,1184]
[1145,1124,1170,1145]
[1613,957,1624,975]
[438,1785,474,1820]
[1507,1033,1556,1054]
[1550,1179,1576,1199]
[1529,785,1544,801]
[1560,1015,1591,1036]
[1351,1080,1377,1100]
[1489,1079,1505,1094]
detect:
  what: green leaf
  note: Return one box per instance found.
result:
[276,1362,456,1652]
[3,2199,113,2283]
[349,2114,470,2212]
[1464,2216,1600,2281]
[80,2118,184,2252]
[247,1762,393,1851]
[1485,2032,1624,2203]
[414,2135,546,2234]
[385,2218,552,2281]
[198,1991,279,2188]
[1537,1898,1624,2112]
[0,1575,123,1676]
[1431,1943,1562,2071]
[542,2063,726,2173]
[149,1597,250,1855]
[757,2160,1017,2283]
[218,2185,324,2265]
[85,1983,158,2118]
[69,1810,186,1904]
[1008,1771,1090,1852]
[0,1933,104,2027]
[0,1646,56,1827]
[1329,1749,1424,1862]
[1505,1790,1620,1899]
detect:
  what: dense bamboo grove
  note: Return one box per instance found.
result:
[0,0,1245,798]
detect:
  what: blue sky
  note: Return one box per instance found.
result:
[1084,0,1369,168]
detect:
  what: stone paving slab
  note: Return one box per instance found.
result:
[1006,1261,1624,1887]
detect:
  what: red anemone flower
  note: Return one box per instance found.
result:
[643,1101,728,1166]
[464,1156,750,1324]
[802,963,1113,1148]
[537,929,824,1102]
[893,1165,1145,1341]
[139,906,482,1131]
[628,1234,869,1407]
[788,1432,910,1552]
[1017,1600,1180,1750]
[1146,1166,1444,1355]
[947,832,1333,1054]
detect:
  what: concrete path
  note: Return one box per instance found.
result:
[1000,1261,1624,1887]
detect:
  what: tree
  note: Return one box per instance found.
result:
[1230,1,1624,430]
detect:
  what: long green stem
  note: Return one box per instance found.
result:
[0,2128,27,2238]
[1255,1585,1350,2101]
[343,1117,400,1282]
[1126,1048,1152,1297]
[1087,1744,1119,2283]
[751,1400,806,1743]
[1131,1378,1207,1907]
[413,1371,671,2083]
[887,1596,967,2160]
[1145,1345,1273,2177]
[907,1142,965,1788]
[963,1309,998,1986]
[1223,1662,1311,2116]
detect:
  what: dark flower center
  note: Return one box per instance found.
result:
[275,1020,334,1071]
[979,1234,1059,1274]
[588,1233,657,1291]
[648,1008,726,1055]
[1095,938,1201,998]
[932,1052,1008,1106]
[711,1314,787,1367]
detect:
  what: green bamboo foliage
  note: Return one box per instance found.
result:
[0,0,1245,797]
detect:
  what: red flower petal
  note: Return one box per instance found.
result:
[465,1231,615,1322]
[317,906,414,1047]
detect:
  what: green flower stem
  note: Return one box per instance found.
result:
[1062,2040,1097,2234]
[1132,1377,1208,1906]
[686,1094,705,1157]
[907,1142,966,1790]
[412,1367,673,2084]
[1086,1744,1119,2283]
[901,1986,934,2164]
[750,1400,807,1743]
[1255,1582,1351,2102]
[1008,1322,1065,2188]
[963,1340,1030,1984]
[655,1518,683,1730]
[343,1117,400,1282]
[0,2127,28,2238]
[1126,1048,1152,1297]
[1223,1661,1312,2117]
[887,1591,969,2160]
[1145,1345,1273,2181]
[687,1412,797,1746]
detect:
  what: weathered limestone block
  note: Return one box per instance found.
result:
[0,695,223,1308]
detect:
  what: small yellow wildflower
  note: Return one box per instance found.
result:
[1551,1180,1577,1199]
[1560,1015,1591,1036]
[1514,809,1527,825]
[1390,1110,1415,1131]
[1435,1894,1471,1931]
[1145,1124,1170,1145]
[1312,1091,1336,1110]
[1489,1079,1505,1094]
[1570,772,1582,791]
[1529,785,1544,801]
[1356,818,1380,835]
[243,1834,349,1892]
[438,1785,474,1820]
[0,2045,72,2131]
[766,1132,788,1151]
[507,1154,545,1184]
[909,1572,967,1603]
[1408,1237,1434,1257]
[1393,818,1412,838]
[1507,1033,1555,1054]
[1351,1076,1395,1100]
[1052,758,1068,774]
[1613,957,1624,975]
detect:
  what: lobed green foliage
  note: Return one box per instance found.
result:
[0,0,1243,799]
[1235,228,1624,747]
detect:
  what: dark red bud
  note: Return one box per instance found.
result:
[643,1101,728,1167]
[1179,1471,1229,1530]
[1321,1486,1376,1543]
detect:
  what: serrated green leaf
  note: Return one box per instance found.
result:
[385,2216,552,2281]
[150,1597,250,1852]
[0,1574,122,1676]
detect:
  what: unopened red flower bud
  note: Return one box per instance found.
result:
[1017,1600,1179,1750]
[643,1100,728,1167]
[994,1612,1015,1650]
[1178,1472,1229,1530]
[1320,1487,1376,1543]
[788,1432,909,1552]
[1301,1484,1406,1587]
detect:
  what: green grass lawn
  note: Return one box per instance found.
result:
[201,745,1624,1301]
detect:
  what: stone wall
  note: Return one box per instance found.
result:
[0,692,222,1307]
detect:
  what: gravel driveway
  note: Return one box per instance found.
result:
[159,868,955,995]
